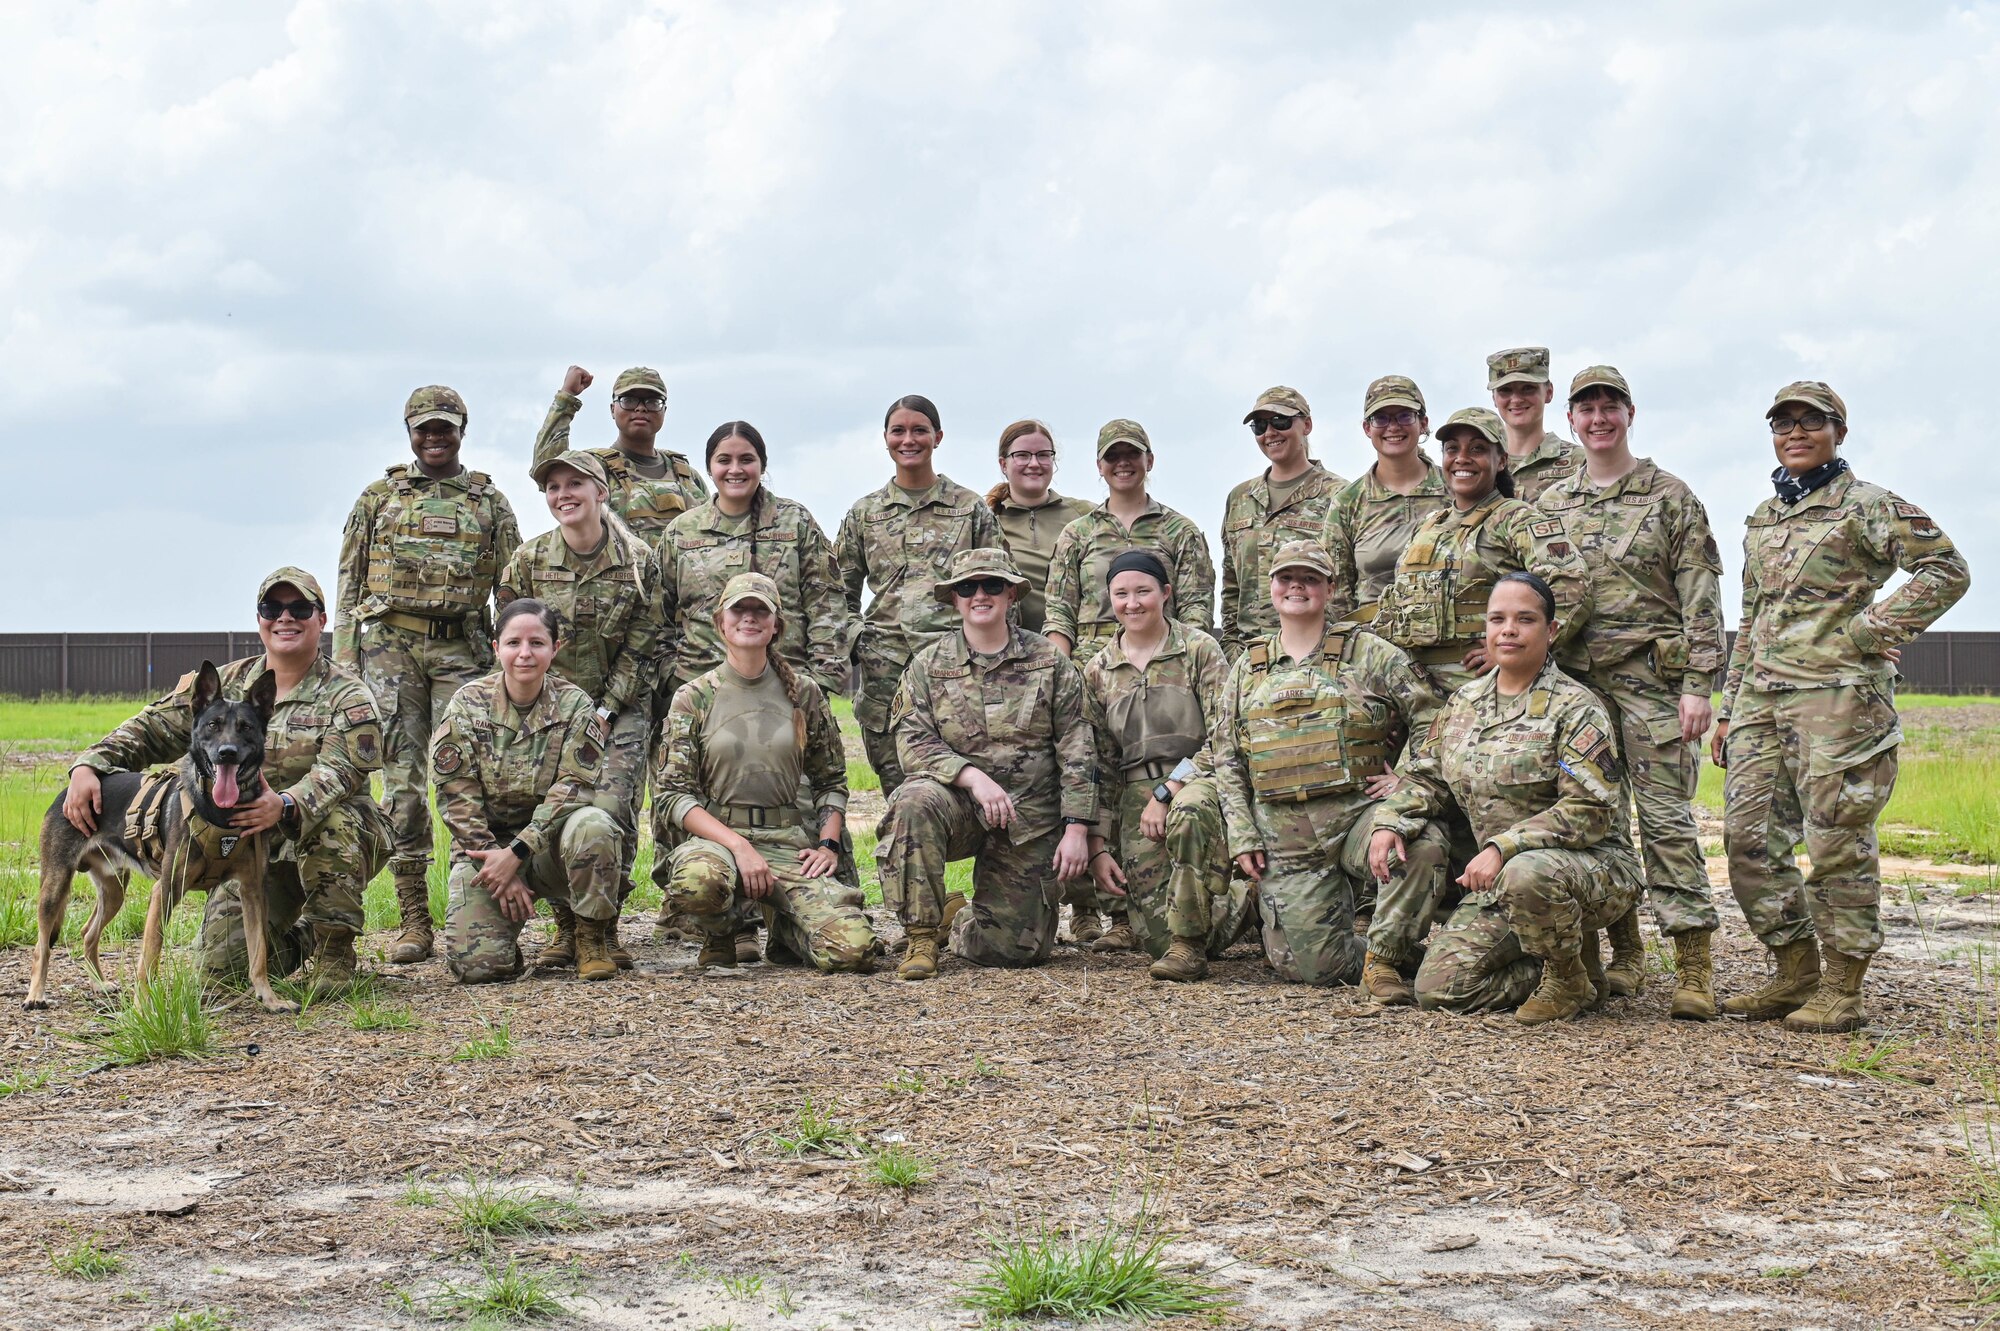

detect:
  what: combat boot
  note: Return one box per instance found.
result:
[1092,918,1137,953]
[1070,911,1102,946]
[1604,907,1646,998]
[606,912,634,970]
[938,894,967,942]
[536,904,577,969]
[388,872,434,964]
[652,908,695,944]
[1720,937,1820,1020]
[1362,951,1413,1006]
[1580,929,1607,1012]
[303,925,358,989]
[696,931,737,970]
[1516,952,1592,1026]
[1783,946,1871,1034]
[898,926,939,981]
[1149,937,1208,983]
[733,924,761,964]
[1669,929,1717,1021]
[574,916,618,981]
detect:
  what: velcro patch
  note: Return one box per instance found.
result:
[1892,502,1927,520]
[1546,541,1571,559]
[586,715,608,745]
[1911,520,1940,539]
[345,704,374,725]
[420,515,459,535]
[577,743,602,769]
[1529,519,1562,539]
[433,743,463,776]
[219,834,241,858]
[1568,723,1609,760]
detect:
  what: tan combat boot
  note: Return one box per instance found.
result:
[536,904,578,969]
[1092,917,1137,953]
[1720,937,1821,1020]
[1580,929,1607,1012]
[898,926,939,981]
[1070,910,1102,946]
[575,916,618,981]
[696,930,737,970]
[1149,937,1208,983]
[938,894,967,942]
[1604,907,1646,998]
[303,925,358,988]
[652,908,695,944]
[606,912,634,970]
[1670,929,1717,1021]
[1783,946,1871,1034]
[733,924,761,965]
[387,872,434,964]
[1362,951,1413,1006]
[1516,952,1593,1026]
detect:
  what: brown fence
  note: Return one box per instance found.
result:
[3,630,1999,698]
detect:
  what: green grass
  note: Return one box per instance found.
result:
[960,1213,1233,1323]
[49,1230,125,1280]
[769,1096,859,1157]
[350,997,416,1031]
[1833,1034,1922,1085]
[1952,1160,2000,1309]
[445,1174,589,1239]
[147,1313,236,1331]
[866,1144,935,1190]
[454,1013,514,1061]
[0,1062,55,1097]
[399,1170,441,1208]
[419,1257,572,1322]
[719,1272,763,1299]
[88,961,214,1065]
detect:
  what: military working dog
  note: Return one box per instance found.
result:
[25,661,298,1013]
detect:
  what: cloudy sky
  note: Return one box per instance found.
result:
[3,1,1993,631]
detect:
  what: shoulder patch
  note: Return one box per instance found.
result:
[1529,519,1563,539]
[1545,540,1571,559]
[344,704,375,725]
[432,742,463,777]
[1892,501,1926,519]
[586,714,608,745]
[1568,723,1608,759]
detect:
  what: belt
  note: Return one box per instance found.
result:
[1122,757,1180,781]
[711,802,802,830]
[376,610,466,640]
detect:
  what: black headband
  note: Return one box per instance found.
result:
[1106,549,1170,588]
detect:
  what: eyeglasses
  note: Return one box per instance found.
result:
[1005,450,1055,464]
[952,577,1012,598]
[612,393,665,411]
[258,598,320,621]
[1248,414,1299,435]
[1367,409,1419,428]
[1769,412,1839,434]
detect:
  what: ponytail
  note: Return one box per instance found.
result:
[1495,467,1516,499]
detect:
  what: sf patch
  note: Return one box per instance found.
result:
[1529,519,1563,539]
[1894,502,1941,538]
[345,704,375,725]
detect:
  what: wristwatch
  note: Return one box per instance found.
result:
[1152,782,1174,805]
[509,838,533,861]
[818,837,842,852]
[278,791,299,827]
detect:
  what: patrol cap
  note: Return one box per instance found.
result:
[1096,419,1152,458]
[1568,365,1632,403]
[1767,380,1847,422]
[1437,407,1505,445]
[1486,346,1551,389]
[1242,386,1311,423]
[611,367,668,399]
[1269,539,1334,579]
[257,566,326,609]
[933,547,1028,605]
[530,448,611,488]
[1363,375,1426,415]
[719,572,782,613]
[405,385,467,428]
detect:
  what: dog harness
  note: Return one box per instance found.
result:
[123,766,257,895]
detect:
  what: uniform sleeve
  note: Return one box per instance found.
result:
[1374,712,1452,838]
[891,658,970,789]
[1321,491,1360,623]
[531,392,581,476]
[76,686,195,777]
[430,706,494,852]
[801,681,849,816]
[1668,492,1727,696]
[1042,523,1086,644]
[836,502,868,627]
[799,515,854,696]
[1212,658,1263,859]
[495,543,530,619]
[1720,534,1757,722]
[1192,634,1232,736]
[1219,509,1243,659]
[333,490,375,668]
[1486,701,1622,861]
[1848,493,1972,656]
[1169,520,1218,637]
[488,491,522,603]
[601,546,663,717]
[1050,654,1100,825]
[287,685,384,837]
[1080,659,1122,841]
[1373,641,1446,756]
[517,702,604,857]
[1512,508,1594,653]
[653,681,709,832]
[968,497,1003,552]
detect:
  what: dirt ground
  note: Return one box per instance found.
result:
[3,744,1997,1329]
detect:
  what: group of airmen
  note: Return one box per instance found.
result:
[56,346,1971,1034]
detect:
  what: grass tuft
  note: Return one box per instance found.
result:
[49,1230,125,1281]
[350,998,416,1032]
[719,1272,763,1299]
[1833,1034,1921,1085]
[147,1313,236,1331]
[0,1062,55,1097]
[769,1096,858,1157]
[399,1170,440,1208]
[446,1174,589,1239]
[960,1213,1233,1323]
[454,1013,514,1060]
[866,1144,935,1191]
[88,962,214,1065]
[0,890,35,949]
[421,1258,571,1323]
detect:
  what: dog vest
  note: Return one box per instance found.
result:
[364,466,502,616]
[1383,502,1503,648]
[123,767,257,895]
[1241,628,1397,803]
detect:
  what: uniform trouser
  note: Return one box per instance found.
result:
[443,807,621,984]
[878,778,1061,968]
[1161,776,1259,958]
[598,700,653,899]
[1244,792,1394,986]
[1415,845,1642,1012]
[661,830,880,972]
[1579,657,1717,935]
[1361,818,1454,968]
[1723,682,1899,959]
[197,795,391,978]
[1109,776,1243,959]
[356,617,486,876]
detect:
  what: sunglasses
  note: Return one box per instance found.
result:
[1247,413,1299,435]
[258,598,320,621]
[952,577,1012,598]
[1768,412,1839,434]
[612,393,665,411]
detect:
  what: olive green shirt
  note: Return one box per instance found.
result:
[993,490,1096,633]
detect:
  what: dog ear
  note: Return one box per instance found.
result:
[248,669,279,724]
[191,661,222,716]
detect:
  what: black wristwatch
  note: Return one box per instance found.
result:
[509,838,533,861]
[1061,816,1092,827]
[1152,782,1174,805]
[818,837,841,852]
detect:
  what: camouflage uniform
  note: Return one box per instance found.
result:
[496,504,663,895]
[1045,499,1217,663]
[1487,347,1585,504]
[76,652,391,978]
[1081,621,1233,958]
[336,398,521,882]
[653,659,878,972]
[1159,772,1260,959]
[1214,613,1447,987]
[1541,454,1725,935]
[878,567,1100,969]
[1219,462,1345,658]
[1373,487,1593,695]
[992,490,1096,634]
[1722,466,1969,959]
[836,475,1002,794]
[1321,459,1451,624]
[1376,659,1641,1012]
[530,370,709,542]
[432,674,619,983]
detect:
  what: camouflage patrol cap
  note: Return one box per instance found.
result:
[1269,539,1335,579]
[1242,386,1311,423]
[933,547,1028,605]
[1096,419,1152,457]
[1767,380,1847,422]
[719,572,782,613]
[1437,407,1505,445]
[611,367,668,399]
[1363,375,1426,415]
[530,448,611,488]
[1568,365,1632,403]
[404,385,467,428]
[256,566,326,609]
[1486,346,1551,389]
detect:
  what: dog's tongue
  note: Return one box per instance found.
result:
[212,764,240,809]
